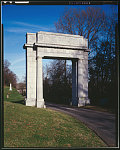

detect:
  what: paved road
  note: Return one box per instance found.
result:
[46,102,117,147]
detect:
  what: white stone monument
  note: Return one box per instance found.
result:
[23,31,90,108]
[9,83,12,91]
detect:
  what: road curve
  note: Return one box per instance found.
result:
[46,102,117,147]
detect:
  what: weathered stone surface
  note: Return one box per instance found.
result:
[37,99,45,108]
[36,31,88,48]
[24,31,90,108]
[25,98,36,106]
[26,33,36,44]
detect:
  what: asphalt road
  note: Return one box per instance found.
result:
[46,102,117,147]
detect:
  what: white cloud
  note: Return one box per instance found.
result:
[5,28,35,33]
[11,57,25,65]
[10,65,25,70]
[5,21,55,33]
[14,21,50,30]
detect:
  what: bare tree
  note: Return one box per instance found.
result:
[4,59,17,88]
[43,60,72,104]
[55,7,106,51]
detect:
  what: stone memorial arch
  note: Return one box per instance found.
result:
[23,31,90,108]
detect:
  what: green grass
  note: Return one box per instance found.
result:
[4,86,107,148]
[4,86,24,102]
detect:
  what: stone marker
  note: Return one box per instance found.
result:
[9,83,12,91]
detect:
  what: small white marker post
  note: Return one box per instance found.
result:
[9,83,12,91]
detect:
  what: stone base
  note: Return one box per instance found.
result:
[85,98,90,104]
[78,100,85,107]
[25,98,36,106]
[78,97,90,107]
[37,99,46,108]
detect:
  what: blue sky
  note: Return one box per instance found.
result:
[2,4,118,82]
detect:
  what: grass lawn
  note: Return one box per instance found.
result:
[4,86,24,103]
[4,86,106,148]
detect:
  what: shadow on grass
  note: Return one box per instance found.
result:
[11,100,25,105]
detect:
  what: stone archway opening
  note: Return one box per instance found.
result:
[43,58,72,106]
[23,31,90,108]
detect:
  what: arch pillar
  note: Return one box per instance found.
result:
[77,58,85,106]
[36,56,45,108]
[77,57,90,107]
[25,47,36,107]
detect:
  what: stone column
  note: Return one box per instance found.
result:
[72,59,78,106]
[83,52,90,104]
[36,56,45,108]
[25,33,36,107]
[77,58,85,107]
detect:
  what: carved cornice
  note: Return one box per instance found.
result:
[23,43,90,52]
[34,43,88,51]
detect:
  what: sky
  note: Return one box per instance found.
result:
[2,3,118,82]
